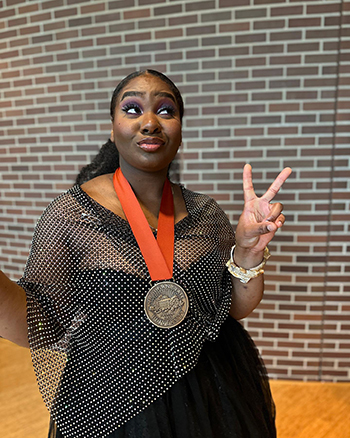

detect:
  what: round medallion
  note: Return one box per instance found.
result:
[144,281,189,329]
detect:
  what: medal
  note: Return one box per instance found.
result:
[144,281,189,329]
[113,168,189,328]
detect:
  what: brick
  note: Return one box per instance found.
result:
[220,22,250,32]
[325,16,341,27]
[307,3,341,14]
[8,17,27,27]
[109,0,135,8]
[41,0,64,8]
[154,4,182,16]
[219,71,249,80]
[256,0,287,4]
[219,0,249,6]
[270,55,301,65]
[56,30,79,40]
[170,39,199,49]
[271,30,302,41]
[235,33,266,44]
[186,49,215,59]
[139,18,166,29]
[289,17,321,27]
[187,1,216,12]
[253,44,284,54]
[202,35,231,45]
[269,79,300,88]
[54,7,77,19]
[203,59,231,69]
[269,103,299,112]
[238,8,267,19]
[236,81,266,90]
[9,37,29,48]
[18,3,39,13]
[304,78,337,87]
[125,31,151,42]
[254,19,285,30]
[31,12,52,23]
[253,67,283,77]
[305,54,338,64]
[81,3,106,14]
[95,12,121,23]
[285,114,316,123]
[201,11,229,22]
[124,8,150,19]
[235,105,265,113]
[43,21,65,32]
[69,17,92,27]
[287,66,319,76]
[253,115,283,127]
[271,5,303,16]
[155,28,183,39]
[306,29,340,39]
[236,57,266,67]
[139,0,165,4]
[287,42,320,52]
[19,25,40,36]
[220,47,249,56]
[170,62,199,72]
[187,25,216,36]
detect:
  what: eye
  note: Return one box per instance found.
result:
[157,105,176,117]
[122,102,142,115]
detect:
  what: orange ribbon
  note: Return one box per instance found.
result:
[113,168,174,281]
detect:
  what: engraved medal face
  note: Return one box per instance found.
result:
[144,281,189,329]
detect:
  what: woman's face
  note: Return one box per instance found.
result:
[111,73,182,175]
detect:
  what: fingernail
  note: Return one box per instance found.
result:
[267,224,274,231]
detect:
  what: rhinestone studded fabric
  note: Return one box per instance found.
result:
[18,184,235,438]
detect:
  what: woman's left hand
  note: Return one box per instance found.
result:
[235,164,292,255]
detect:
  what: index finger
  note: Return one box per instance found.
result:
[262,167,292,202]
[242,163,256,203]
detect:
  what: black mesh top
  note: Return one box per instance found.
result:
[18,184,235,438]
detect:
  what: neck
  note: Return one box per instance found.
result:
[118,161,169,207]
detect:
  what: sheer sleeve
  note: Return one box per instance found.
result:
[17,191,89,410]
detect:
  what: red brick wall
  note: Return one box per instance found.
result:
[0,0,349,382]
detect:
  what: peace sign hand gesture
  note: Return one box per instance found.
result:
[234,164,292,258]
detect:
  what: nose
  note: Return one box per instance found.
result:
[140,111,161,135]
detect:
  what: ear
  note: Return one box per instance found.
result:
[110,129,114,142]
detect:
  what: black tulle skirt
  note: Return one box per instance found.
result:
[48,316,276,438]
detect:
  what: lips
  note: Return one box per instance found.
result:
[137,137,165,152]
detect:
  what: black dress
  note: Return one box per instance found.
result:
[18,184,276,438]
[49,315,276,438]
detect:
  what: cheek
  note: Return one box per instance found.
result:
[113,120,137,141]
[169,123,182,143]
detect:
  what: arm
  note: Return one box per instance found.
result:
[229,164,292,319]
[0,271,29,347]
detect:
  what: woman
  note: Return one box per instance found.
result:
[0,70,291,438]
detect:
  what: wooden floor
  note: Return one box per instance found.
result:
[1,338,350,438]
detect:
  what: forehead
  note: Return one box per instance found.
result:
[119,74,176,100]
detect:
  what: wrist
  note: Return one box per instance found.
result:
[232,245,265,270]
[226,245,270,284]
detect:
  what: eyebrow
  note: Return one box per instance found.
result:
[121,90,176,103]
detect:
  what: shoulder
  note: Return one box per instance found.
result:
[80,173,114,197]
[181,185,233,227]
[80,173,123,218]
[36,186,85,228]
[181,185,227,216]
[37,177,111,226]
[180,185,235,242]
